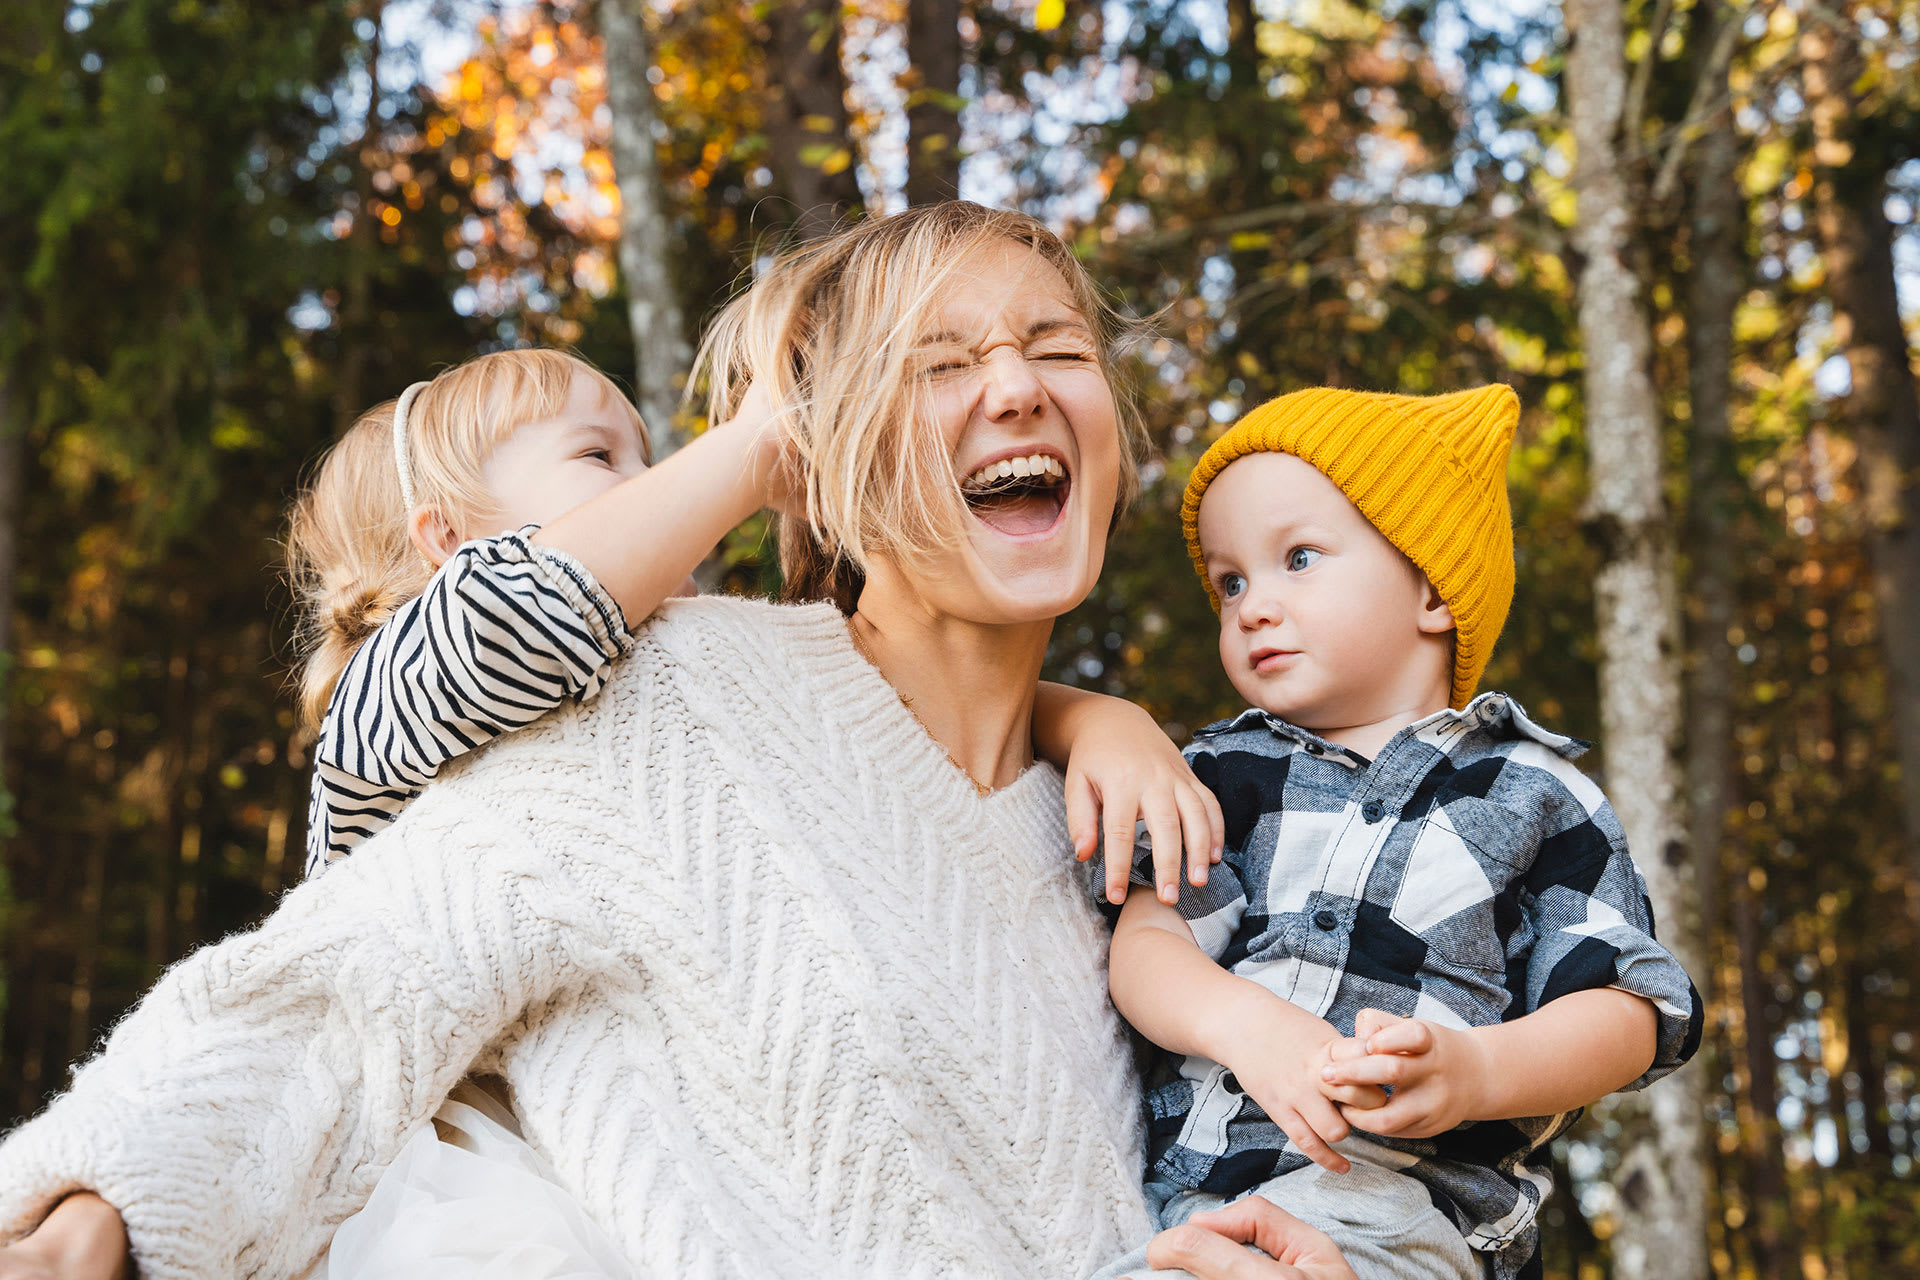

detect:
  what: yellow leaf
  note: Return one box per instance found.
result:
[1035,0,1066,32]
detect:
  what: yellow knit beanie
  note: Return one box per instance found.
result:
[1181,384,1519,709]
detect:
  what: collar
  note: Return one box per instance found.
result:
[1194,692,1587,766]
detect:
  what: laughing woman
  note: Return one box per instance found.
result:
[0,203,1336,1280]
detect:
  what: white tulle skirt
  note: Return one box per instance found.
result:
[311,1080,634,1280]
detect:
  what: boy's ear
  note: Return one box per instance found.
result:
[1417,577,1456,635]
[408,505,461,568]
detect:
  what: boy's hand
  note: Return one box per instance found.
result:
[1318,1008,1492,1140]
[1064,701,1224,907]
[1219,1002,1387,1174]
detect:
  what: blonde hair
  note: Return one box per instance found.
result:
[285,348,642,732]
[695,201,1146,612]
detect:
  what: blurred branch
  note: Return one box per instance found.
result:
[1649,5,1749,203]
[1118,198,1448,254]
[1623,0,1676,160]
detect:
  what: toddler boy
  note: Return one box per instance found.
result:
[1094,386,1702,1280]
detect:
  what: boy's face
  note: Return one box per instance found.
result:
[1196,451,1453,733]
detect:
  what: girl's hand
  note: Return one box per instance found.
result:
[1319,1008,1491,1140]
[722,379,803,517]
[1149,1197,1359,1280]
[1058,698,1224,907]
[0,1194,131,1280]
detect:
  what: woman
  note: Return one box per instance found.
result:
[0,203,1348,1280]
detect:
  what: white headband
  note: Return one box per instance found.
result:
[391,380,432,510]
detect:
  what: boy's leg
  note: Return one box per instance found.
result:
[1085,1182,1221,1280]
[1244,1155,1481,1280]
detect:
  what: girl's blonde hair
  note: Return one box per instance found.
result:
[696,201,1146,613]
[285,348,641,732]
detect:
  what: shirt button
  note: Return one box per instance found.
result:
[1361,799,1386,823]
[1313,909,1339,931]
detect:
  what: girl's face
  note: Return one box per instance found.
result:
[873,241,1121,625]
[477,375,651,533]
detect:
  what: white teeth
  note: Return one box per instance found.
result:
[962,453,1067,490]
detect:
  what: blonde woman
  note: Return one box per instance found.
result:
[0,203,1345,1280]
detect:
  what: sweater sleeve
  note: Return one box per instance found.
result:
[305,527,631,878]
[0,813,596,1280]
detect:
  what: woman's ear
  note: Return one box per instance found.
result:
[408,505,461,568]
[1417,577,1456,635]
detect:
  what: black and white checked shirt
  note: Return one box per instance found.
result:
[304,527,630,878]
[1110,693,1702,1280]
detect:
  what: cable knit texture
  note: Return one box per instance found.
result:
[0,596,1151,1279]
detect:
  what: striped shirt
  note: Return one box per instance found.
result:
[304,527,631,878]
[1103,693,1702,1280]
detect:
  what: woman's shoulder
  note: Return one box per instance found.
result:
[623,594,857,690]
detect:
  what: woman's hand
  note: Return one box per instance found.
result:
[1148,1197,1359,1280]
[0,1194,131,1280]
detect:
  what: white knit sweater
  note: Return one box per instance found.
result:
[0,597,1152,1279]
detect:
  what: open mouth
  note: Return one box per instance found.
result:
[960,452,1071,537]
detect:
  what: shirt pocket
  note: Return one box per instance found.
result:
[1386,797,1527,974]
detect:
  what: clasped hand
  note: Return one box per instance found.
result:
[1225,1005,1492,1170]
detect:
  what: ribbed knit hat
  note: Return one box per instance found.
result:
[1181,384,1519,709]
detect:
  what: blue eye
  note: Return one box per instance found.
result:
[1218,572,1246,600]
[1287,547,1322,572]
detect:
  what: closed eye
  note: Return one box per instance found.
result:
[581,448,613,465]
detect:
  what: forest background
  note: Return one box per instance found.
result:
[0,0,1916,1276]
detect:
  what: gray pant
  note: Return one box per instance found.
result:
[1091,1151,1481,1280]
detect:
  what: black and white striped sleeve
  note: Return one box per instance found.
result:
[303,527,631,878]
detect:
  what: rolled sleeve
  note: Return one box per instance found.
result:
[1518,825,1703,1089]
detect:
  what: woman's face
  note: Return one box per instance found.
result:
[879,240,1122,625]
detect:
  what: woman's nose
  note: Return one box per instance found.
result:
[978,347,1046,422]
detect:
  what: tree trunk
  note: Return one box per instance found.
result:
[1733,870,1799,1279]
[1682,0,1740,948]
[763,0,862,242]
[601,0,693,462]
[1801,17,1920,922]
[1563,2,1711,1275]
[903,0,962,205]
[331,0,383,434]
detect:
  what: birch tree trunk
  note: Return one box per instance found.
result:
[763,0,862,242]
[1801,17,1920,921]
[903,0,962,205]
[602,0,693,461]
[1563,2,1710,1275]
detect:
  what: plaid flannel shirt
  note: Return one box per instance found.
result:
[1108,692,1702,1280]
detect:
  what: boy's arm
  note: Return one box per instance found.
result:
[1031,683,1224,904]
[307,530,631,875]
[1318,988,1656,1138]
[1111,893,1382,1173]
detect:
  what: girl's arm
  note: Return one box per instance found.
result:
[307,530,636,875]
[532,382,786,629]
[0,825,583,1280]
[1030,683,1224,904]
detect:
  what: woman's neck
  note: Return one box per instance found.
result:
[848,592,1051,792]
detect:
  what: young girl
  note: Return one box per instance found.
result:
[281,345,1224,1275]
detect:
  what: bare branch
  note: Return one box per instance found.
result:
[1623,0,1677,161]
[1649,5,1749,203]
